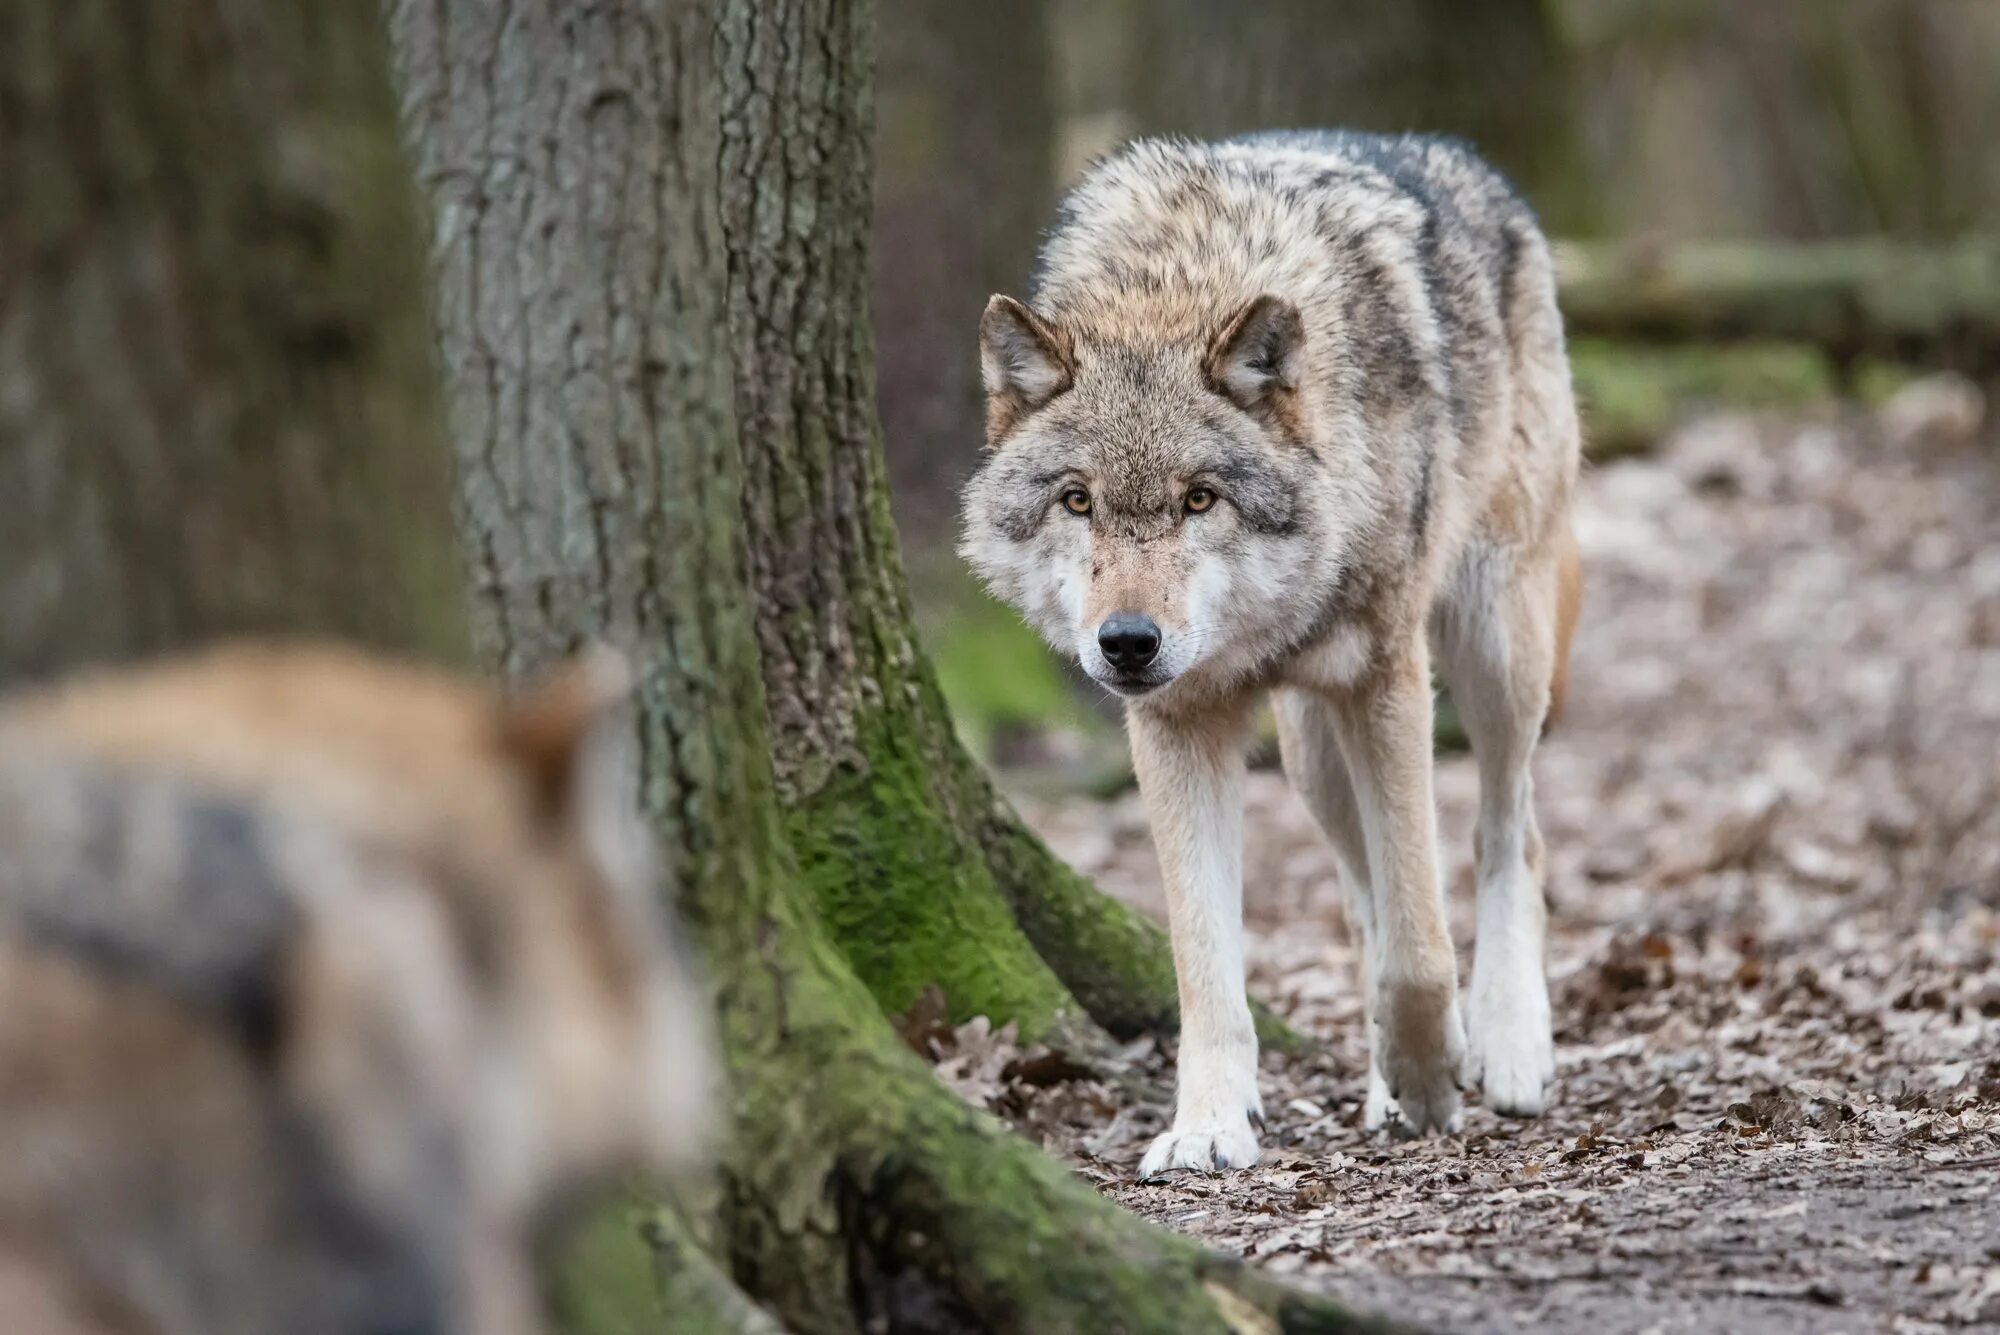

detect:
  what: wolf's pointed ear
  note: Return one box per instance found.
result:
[500,646,647,885]
[1205,294,1306,434]
[980,294,1073,447]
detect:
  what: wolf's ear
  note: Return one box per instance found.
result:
[1205,295,1306,433]
[500,646,649,889]
[980,295,1073,447]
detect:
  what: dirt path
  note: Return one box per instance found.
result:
[982,399,2000,1332]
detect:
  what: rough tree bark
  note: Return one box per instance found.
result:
[0,0,466,680]
[717,0,1084,1039]
[389,0,1367,1330]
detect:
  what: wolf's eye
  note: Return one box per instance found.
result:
[1184,487,1216,514]
[1061,487,1092,516]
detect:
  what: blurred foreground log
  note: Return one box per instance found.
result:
[1556,238,2000,380]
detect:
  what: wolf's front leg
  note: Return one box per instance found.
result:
[1334,641,1466,1136]
[1128,702,1261,1175]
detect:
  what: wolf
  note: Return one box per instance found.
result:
[0,644,710,1334]
[961,132,1581,1174]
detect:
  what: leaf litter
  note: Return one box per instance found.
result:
[947,392,2000,1333]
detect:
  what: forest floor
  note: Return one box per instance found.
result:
[952,394,2000,1333]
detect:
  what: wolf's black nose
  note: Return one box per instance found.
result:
[1098,613,1161,671]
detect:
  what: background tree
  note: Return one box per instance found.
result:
[872,0,1057,545]
[0,0,465,680]
[1122,0,1592,235]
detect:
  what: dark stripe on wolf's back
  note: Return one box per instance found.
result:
[1350,144,1471,441]
[1496,219,1527,348]
[0,759,298,1059]
[1239,130,1525,438]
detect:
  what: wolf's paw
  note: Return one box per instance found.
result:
[1138,1118,1262,1176]
[1373,978,1466,1137]
[1362,1063,1395,1133]
[1468,967,1554,1117]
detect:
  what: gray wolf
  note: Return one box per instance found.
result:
[0,644,710,1334]
[961,132,1581,1173]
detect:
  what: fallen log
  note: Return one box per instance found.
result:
[1554,237,2000,379]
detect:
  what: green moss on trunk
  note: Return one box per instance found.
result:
[717,0,1104,1047]
[549,1199,784,1335]
[783,705,1085,1039]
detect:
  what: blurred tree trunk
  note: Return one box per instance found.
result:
[0,0,466,681]
[391,1,1356,1330]
[873,0,1056,545]
[1127,0,1593,231]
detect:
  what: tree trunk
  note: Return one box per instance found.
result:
[389,1,1366,1330]
[872,0,1057,546]
[718,0,1084,1039]
[0,0,466,681]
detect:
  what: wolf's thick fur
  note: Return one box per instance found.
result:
[0,644,710,1335]
[962,133,1581,1174]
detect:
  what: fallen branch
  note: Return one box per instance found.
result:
[1554,237,2000,378]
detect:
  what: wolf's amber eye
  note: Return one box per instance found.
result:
[1184,487,1216,514]
[1061,487,1092,515]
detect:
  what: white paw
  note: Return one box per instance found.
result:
[1139,1118,1262,1176]
[1468,965,1554,1117]
[1373,978,1466,1137]
[1362,1062,1394,1132]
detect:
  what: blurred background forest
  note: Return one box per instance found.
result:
[871,0,2000,771]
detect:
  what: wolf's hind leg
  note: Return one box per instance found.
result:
[1275,689,1396,1132]
[1128,702,1262,1175]
[1437,546,1561,1116]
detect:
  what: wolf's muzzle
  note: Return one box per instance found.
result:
[1097,613,1161,672]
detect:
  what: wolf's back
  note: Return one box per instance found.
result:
[1029,130,1556,392]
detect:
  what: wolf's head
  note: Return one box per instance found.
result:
[961,293,1351,703]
